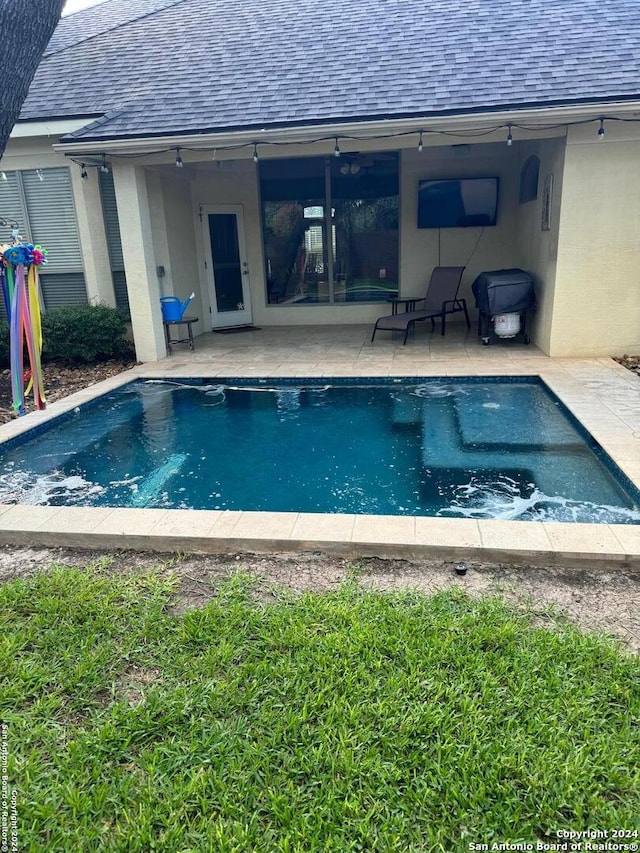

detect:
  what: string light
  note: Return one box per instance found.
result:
[252,143,259,163]
[68,116,627,175]
[80,163,88,179]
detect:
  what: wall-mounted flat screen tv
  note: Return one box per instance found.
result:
[417,177,499,228]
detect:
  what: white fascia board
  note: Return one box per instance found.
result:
[52,100,640,155]
[11,118,102,139]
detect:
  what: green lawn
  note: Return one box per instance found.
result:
[1,564,638,852]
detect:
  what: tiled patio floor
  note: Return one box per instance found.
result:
[1,323,639,567]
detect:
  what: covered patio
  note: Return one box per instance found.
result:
[151,322,547,376]
[108,133,568,364]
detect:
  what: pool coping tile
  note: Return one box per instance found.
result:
[541,523,627,557]
[230,512,299,539]
[206,510,247,537]
[610,524,640,554]
[39,506,116,533]
[147,509,222,538]
[93,508,171,536]
[414,517,482,548]
[479,520,553,552]
[0,504,62,530]
[291,513,357,542]
[352,515,416,545]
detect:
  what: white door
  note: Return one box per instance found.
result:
[202,205,252,328]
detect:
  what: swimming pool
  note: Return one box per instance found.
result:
[1,377,639,524]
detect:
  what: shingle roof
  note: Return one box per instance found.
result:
[20,0,640,142]
[44,0,186,58]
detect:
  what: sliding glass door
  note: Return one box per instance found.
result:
[260,154,398,306]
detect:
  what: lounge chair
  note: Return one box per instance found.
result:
[371,266,469,345]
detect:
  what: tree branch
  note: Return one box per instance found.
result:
[0,0,67,160]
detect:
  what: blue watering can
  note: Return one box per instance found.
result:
[160,292,195,322]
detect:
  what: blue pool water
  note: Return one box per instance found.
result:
[1,377,639,524]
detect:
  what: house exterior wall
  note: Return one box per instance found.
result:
[147,171,203,337]
[70,165,116,307]
[513,137,566,354]
[0,135,113,306]
[401,143,521,318]
[160,174,202,334]
[549,123,640,356]
[189,155,395,327]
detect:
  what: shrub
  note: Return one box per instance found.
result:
[41,304,134,365]
[0,319,8,368]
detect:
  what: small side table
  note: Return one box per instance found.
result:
[386,297,420,315]
[163,316,198,354]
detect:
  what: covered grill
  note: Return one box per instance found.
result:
[471,268,535,345]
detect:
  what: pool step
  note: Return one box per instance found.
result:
[421,401,628,506]
[454,386,584,451]
[390,396,423,428]
[130,454,187,508]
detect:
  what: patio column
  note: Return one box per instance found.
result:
[69,165,115,307]
[112,163,166,361]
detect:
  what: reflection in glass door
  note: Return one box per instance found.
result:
[259,154,399,305]
[203,205,252,327]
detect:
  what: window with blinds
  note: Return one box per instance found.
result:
[99,170,129,313]
[0,167,87,316]
[0,171,29,240]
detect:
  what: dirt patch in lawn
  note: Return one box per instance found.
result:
[0,360,137,425]
[117,665,164,708]
[0,546,637,654]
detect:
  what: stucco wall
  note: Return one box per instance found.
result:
[162,176,203,334]
[146,173,204,337]
[513,137,566,354]
[401,143,521,325]
[549,124,640,356]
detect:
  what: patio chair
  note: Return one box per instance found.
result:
[371,266,469,345]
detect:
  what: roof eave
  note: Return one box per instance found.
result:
[53,97,640,155]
